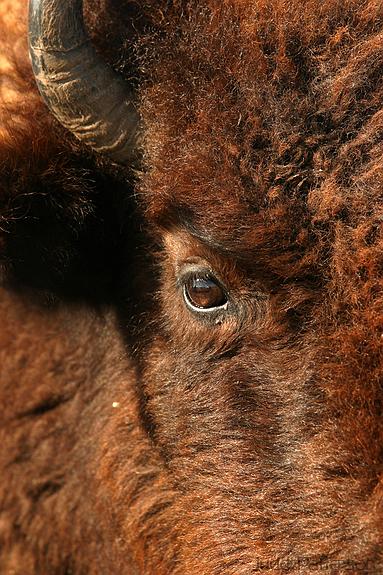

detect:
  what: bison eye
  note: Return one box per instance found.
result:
[183,273,228,313]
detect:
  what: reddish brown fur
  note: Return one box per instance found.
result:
[0,1,383,573]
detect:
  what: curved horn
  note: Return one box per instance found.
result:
[28,0,138,165]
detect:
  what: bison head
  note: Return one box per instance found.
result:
[1,0,382,573]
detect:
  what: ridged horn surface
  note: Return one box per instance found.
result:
[29,0,138,165]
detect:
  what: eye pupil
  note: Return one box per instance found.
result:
[185,276,227,310]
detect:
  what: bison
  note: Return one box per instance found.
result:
[0,0,382,573]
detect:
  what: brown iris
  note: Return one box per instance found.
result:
[184,275,227,310]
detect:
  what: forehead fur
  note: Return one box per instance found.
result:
[138,0,383,282]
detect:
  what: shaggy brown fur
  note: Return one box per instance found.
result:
[1,1,383,573]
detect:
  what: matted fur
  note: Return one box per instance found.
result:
[0,1,382,573]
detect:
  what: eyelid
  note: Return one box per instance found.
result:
[177,262,226,288]
[177,266,227,294]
